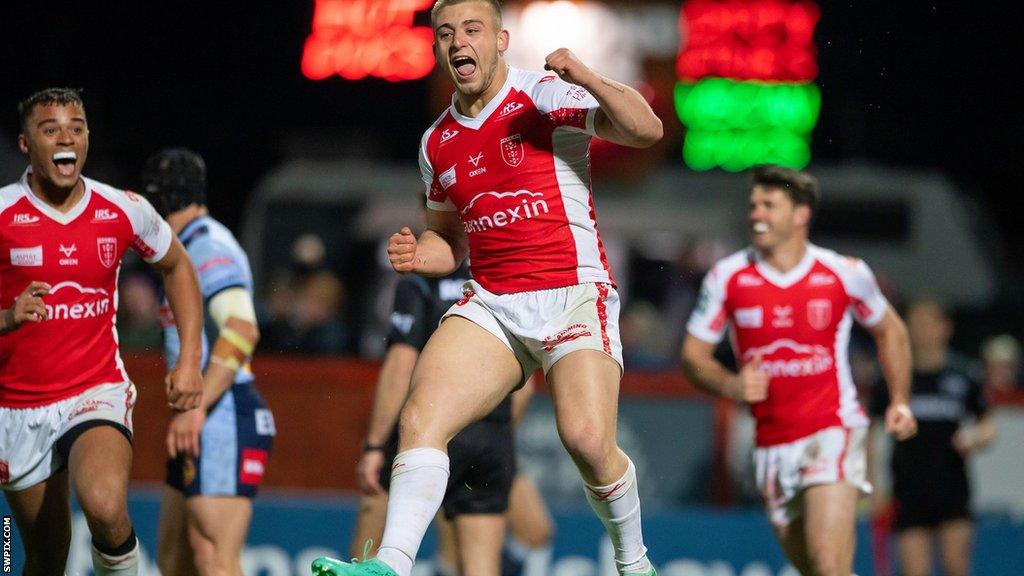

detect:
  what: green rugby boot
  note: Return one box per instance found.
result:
[311,556,397,576]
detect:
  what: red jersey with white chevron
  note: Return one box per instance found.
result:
[687,244,889,446]
[0,169,172,408]
[420,66,613,294]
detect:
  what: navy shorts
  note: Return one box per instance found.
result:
[167,383,275,498]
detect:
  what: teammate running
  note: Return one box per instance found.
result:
[682,165,918,576]
[0,88,203,576]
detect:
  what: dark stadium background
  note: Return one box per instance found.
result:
[2,1,1021,256]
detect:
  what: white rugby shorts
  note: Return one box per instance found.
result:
[754,425,871,528]
[443,280,623,379]
[0,382,136,491]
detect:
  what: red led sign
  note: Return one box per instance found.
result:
[302,0,436,82]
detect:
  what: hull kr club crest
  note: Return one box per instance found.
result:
[500,134,524,167]
[97,237,117,268]
[807,299,832,330]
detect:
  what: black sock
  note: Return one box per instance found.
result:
[92,528,137,557]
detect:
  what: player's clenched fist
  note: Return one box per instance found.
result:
[165,362,203,411]
[885,402,918,441]
[2,281,51,332]
[388,227,418,274]
[727,353,770,403]
[544,48,597,87]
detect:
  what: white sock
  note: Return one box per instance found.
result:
[377,448,450,576]
[91,534,139,575]
[584,458,651,573]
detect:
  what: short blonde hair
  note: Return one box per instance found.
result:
[431,0,503,28]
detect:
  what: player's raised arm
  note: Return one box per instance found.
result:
[152,236,204,410]
[543,48,662,148]
[388,209,468,277]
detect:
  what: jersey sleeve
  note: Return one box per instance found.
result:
[124,191,173,263]
[420,132,455,212]
[531,75,600,136]
[385,276,431,351]
[842,258,890,328]
[190,236,250,300]
[686,266,730,344]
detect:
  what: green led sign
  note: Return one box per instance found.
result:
[676,0,821,171]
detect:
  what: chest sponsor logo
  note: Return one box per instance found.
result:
[467,152,487,177]
[808,272,836,286]
[500,134,524,167]
[542,323,593,352]
[440,128,459,144]
[807,299,832,330]
[439,165,457,191]
[11,213,40,225]
[59,243,79,266]
[461,190,548,234]
[499,101,525,118]
[45,281,113,320]
[734,306,763,328]
[92,208,119,222]
[742,339,834,378]
[737,274,764,287]
[772,305,794,328]
[97,237,117,268]
[10,245,43,266]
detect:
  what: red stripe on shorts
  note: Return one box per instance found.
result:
[837,428,851,481]
[595,284,611,355]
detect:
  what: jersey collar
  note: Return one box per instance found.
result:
[753,243,818,288]
[448,65,515,130]
[19,167,93,226]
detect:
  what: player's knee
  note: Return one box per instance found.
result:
[398,400,447,444]
[559,423,614,466]
[78,487,128,528]
[807,549,844,576]
[519,520,554,548]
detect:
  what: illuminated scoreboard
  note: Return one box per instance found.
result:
[675,0,821,171]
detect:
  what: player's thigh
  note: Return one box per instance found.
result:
[350,492,388,558]
[405,316,521,440]
[3,469,72,563]
[546,350,621,451]
[802,483,859,569]
[895,527,933,576]
[506,473,554,547]
[453,513,506,576]
[67,424,132,516]
[158,486,199,576]
[937,518,973,576]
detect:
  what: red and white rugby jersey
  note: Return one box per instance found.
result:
[420,66,613,294]
[687,244,890,446]
[0,169,172,408]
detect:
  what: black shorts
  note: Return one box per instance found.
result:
[381,419,515,519]
[893,495,971,531]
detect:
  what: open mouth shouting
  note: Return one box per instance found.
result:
[53,151,78,178]
[452,55,477,79]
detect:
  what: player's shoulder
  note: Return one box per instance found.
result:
[810,244,874,278]
[0,181,25,213]
[85,176,148,211]
[421,106,455,147]
[710,248,757,282]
